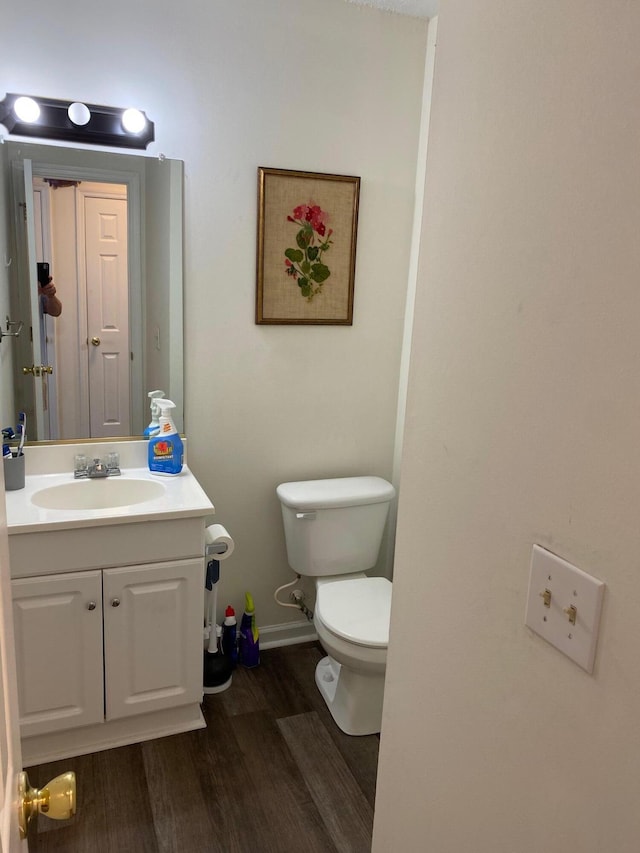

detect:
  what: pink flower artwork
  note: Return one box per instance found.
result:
[284,202,333,301]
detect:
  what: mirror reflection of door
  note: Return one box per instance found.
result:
[6,143,185,443]
[32,176,55,439]
[32,178,130,440]
[15,158,46,439]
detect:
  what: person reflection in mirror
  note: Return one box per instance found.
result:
[38,278,62,317]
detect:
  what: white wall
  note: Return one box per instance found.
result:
[2,0,427,626]
[374,2,640,851]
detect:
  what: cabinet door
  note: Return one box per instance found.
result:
[12,570,104,736]
[103,558,203,720]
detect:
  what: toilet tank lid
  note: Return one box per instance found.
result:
[276,476,395,510]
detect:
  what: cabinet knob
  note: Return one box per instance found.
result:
[86,601,97,611]
[111,598,120,608]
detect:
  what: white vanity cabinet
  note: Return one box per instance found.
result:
[12,570,104,737]
[103,559,202,720]
[12,558,203,746]
[6,454,215,766]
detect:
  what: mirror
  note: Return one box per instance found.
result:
[1,141,183,442]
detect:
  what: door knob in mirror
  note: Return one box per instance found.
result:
[22,364,53,376]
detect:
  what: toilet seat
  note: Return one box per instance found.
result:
[315,577,391,648]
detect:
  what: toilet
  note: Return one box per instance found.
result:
[276,476,395,736]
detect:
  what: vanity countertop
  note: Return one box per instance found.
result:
[6,466,214,535]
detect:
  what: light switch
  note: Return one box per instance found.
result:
[525,545,605,673]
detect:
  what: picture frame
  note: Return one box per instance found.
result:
[256,167,360,325]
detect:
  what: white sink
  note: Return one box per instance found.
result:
[6,442,214,537]
[31,478,166,511]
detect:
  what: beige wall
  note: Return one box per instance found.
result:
[2,0,427,626]
[374,2,640,851]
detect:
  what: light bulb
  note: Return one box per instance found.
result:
[14,97,40,123]
[67,102,91,126]
[122,108,146,134]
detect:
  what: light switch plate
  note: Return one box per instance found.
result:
[525,545,605,673]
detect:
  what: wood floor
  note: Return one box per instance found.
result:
[26,643,379,853]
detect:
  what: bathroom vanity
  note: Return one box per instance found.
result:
[5,441,213,765]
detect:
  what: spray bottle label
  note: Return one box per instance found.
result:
[148,436,184,474]
[152,439,175,459]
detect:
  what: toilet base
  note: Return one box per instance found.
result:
[315,655,384,736]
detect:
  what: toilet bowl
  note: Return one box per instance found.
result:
[276,476,395,736]
[313,575,391,735]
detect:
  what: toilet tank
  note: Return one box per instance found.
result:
[276,477,396,577]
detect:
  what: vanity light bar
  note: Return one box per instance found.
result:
[0,93,155,150]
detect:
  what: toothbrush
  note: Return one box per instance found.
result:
[16,413,26,456]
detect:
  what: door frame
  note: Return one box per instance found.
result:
[31,176,58,439]
[0,471,29,850]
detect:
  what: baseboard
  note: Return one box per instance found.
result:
[22,703,205,766]
[259,618,317,649]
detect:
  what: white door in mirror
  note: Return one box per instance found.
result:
[85,194,130,437]
[525,545,605,673]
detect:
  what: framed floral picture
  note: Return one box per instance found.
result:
[256,167,360,325]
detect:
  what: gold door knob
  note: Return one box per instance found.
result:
[91,336,101,346]
[22,364,53,376]
[18,770,76,839]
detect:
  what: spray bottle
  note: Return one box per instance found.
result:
[148,399,183,475]
[239,591,260,668]
[143,390,164,438]
[221,605,238,668]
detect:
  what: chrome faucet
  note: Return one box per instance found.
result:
[74,453,121,479]
[88,458,108,478]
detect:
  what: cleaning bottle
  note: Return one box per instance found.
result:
[239,591,260,668]
[221,605,238,668]
[143,390,164,438]
[148,399,184,475]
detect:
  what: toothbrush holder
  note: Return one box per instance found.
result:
[3,453,25,491]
